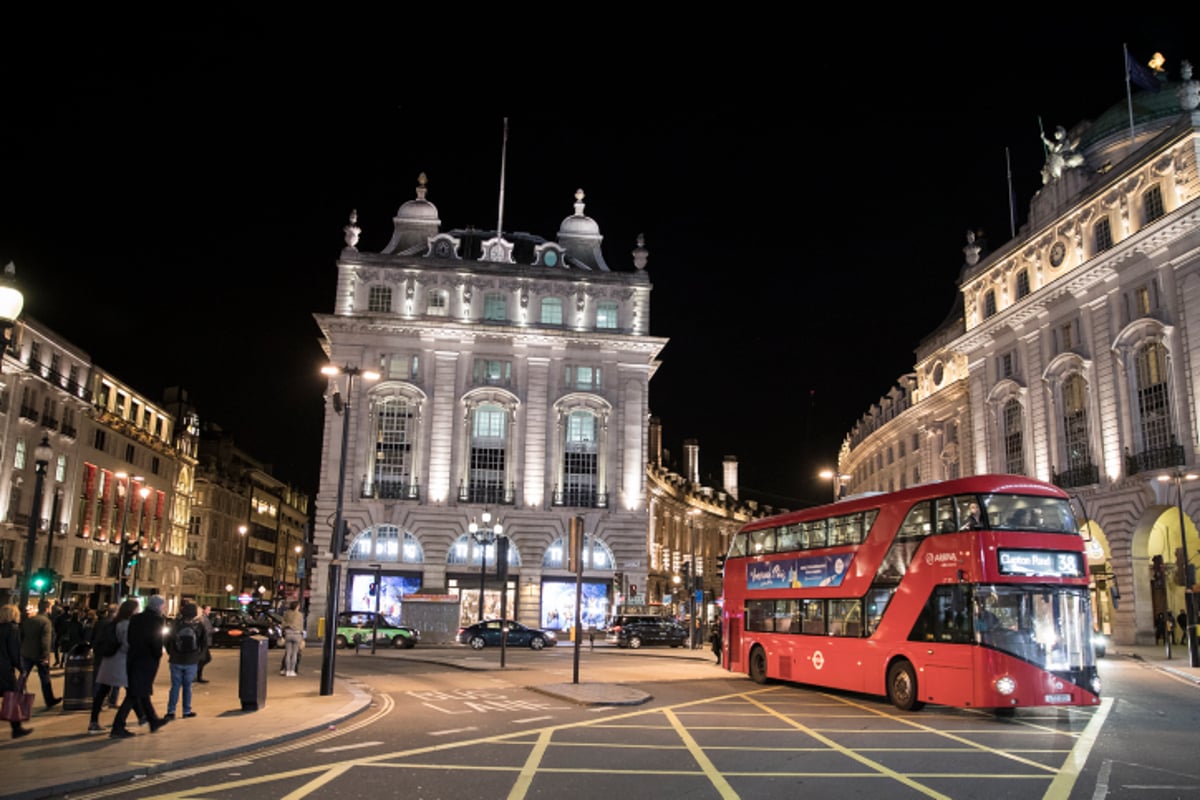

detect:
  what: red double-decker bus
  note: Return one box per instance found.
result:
[719,474,1102,712]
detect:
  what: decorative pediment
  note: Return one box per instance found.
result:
[479,236,514,265]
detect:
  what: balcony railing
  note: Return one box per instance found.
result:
[458,483,515,505]
[1052,461,1100,489]
[1125,443,1185,476]
[552,487,608,509]
[363,480,421,501]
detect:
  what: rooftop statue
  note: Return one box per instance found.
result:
[1040,125,1085,184]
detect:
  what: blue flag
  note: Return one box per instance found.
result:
[1127,51,1162,93]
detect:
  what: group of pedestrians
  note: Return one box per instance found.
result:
[3,594,214,741]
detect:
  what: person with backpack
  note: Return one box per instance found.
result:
[88,600,138,734]
[164,602,205,720]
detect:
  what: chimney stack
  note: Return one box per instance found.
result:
[684,438,699,485]
[722,455,739,500]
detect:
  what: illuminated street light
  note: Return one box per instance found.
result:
[819,469,851,501]
[18,435,52,617]
[469,511,503,621]
[319,363,380,697]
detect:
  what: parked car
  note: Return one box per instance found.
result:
[609,616,689,649]
[335,611,419,649]
[210,608,283,649]
[457,619,557,650]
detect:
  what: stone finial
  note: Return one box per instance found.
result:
[416,172,428,201]
[343,209,361,250]
[632,233,648,270]
[574,188,585,216]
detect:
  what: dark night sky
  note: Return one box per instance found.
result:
[0,14,1189,509]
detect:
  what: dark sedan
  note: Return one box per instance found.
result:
[456,619,557,650]
[611,617,689,649]
[210,608,283,649]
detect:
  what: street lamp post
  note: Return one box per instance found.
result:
[819,469,851,501]
[237,524,248,596]
[469,511,502,621]
[688,510,700,649]
[18,435,52,618]
[1160,469,1200,667]
[293,544,302,600]
[319,364,379,697]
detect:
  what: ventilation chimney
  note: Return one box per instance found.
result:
[648,416,662,467]
[684,438,699,485]
[722,455,739,501]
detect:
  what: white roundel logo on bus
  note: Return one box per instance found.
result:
[812,650,825,670]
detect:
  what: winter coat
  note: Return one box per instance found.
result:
[19,612,52,661]
[0,620,21,693]
[124,609,164,696]
[165,617,206,666]
[94,619,131,688]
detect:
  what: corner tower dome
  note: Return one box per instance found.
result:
[382,172,442,255]
[556,188,609,271]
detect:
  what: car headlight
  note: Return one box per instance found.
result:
[545,632,556,640]
[994,676,1017,696]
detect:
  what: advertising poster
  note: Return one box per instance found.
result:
[540,580,609,630]
[746,554,853,589]
[348,573,421,618]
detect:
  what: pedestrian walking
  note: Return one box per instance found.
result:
[1154,612,1166,645]
[88,599,137,734]
[109,596,168,739]
[1179,610,1189,645]
[164,602,205,719]
[1,603,33,739]
[49,602,66,668]
[281,601,304,677]
[710,620,722,664]
[18,599,60,710]
[194,604,213,684]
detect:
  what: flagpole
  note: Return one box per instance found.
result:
[496,117,508,239]
[1124,43,1136,145]
[1005,147,1016,239]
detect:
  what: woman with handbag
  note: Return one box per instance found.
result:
[0,603,33,739]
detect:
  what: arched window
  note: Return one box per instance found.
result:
[446,534,522,568]
[469,403,508,503]
[542,534,614,571]
[1003,398,1024,475]
[374,397,417,499]
[1135,341,1172,454]
[348,526,424,563]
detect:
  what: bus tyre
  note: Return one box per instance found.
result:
[887,660,924,711]
[749,646,769,685]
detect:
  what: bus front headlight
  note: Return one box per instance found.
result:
[994,676,1017,696]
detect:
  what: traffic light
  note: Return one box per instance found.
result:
[716,555,726,575]
[29,567,56,595]
[681,560,691,579]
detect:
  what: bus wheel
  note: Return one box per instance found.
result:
[886,660,924,711]
[749,646,769,685]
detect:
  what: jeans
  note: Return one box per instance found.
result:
[20,657,56,705]
[168,662,198,714]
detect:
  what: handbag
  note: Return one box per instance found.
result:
[1,674,34,723]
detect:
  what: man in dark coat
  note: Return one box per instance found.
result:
[109,595,169,738]
[19,598,59,709]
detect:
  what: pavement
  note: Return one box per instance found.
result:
[6,639,1199,800]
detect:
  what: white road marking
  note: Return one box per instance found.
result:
[512,716,553,723]
[314,741,384,753]
[429,727,478,736]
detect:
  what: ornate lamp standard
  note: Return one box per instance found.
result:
[18,435,52,617]
[469,512,503,621]
[319,364,378,697]
[1159,469,1200,667]
[818,469,851,501]
[0,261,24,352]
[237,524,248,596]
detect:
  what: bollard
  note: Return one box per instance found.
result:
[239,635,269,711]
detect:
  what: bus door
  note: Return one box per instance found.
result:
[912,585,974,706]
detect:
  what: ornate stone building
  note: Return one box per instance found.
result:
[838,60,1200,647]
[311,178,666,639]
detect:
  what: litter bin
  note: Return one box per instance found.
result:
[239,635,268,711]
[62,643,94,712]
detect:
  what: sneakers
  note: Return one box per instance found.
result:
[87,722,105,735]
[183,711,196,718]
[110,728,135,739]
[280,669,287,675]
[286,671,297,677]
[163,712,176,720]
